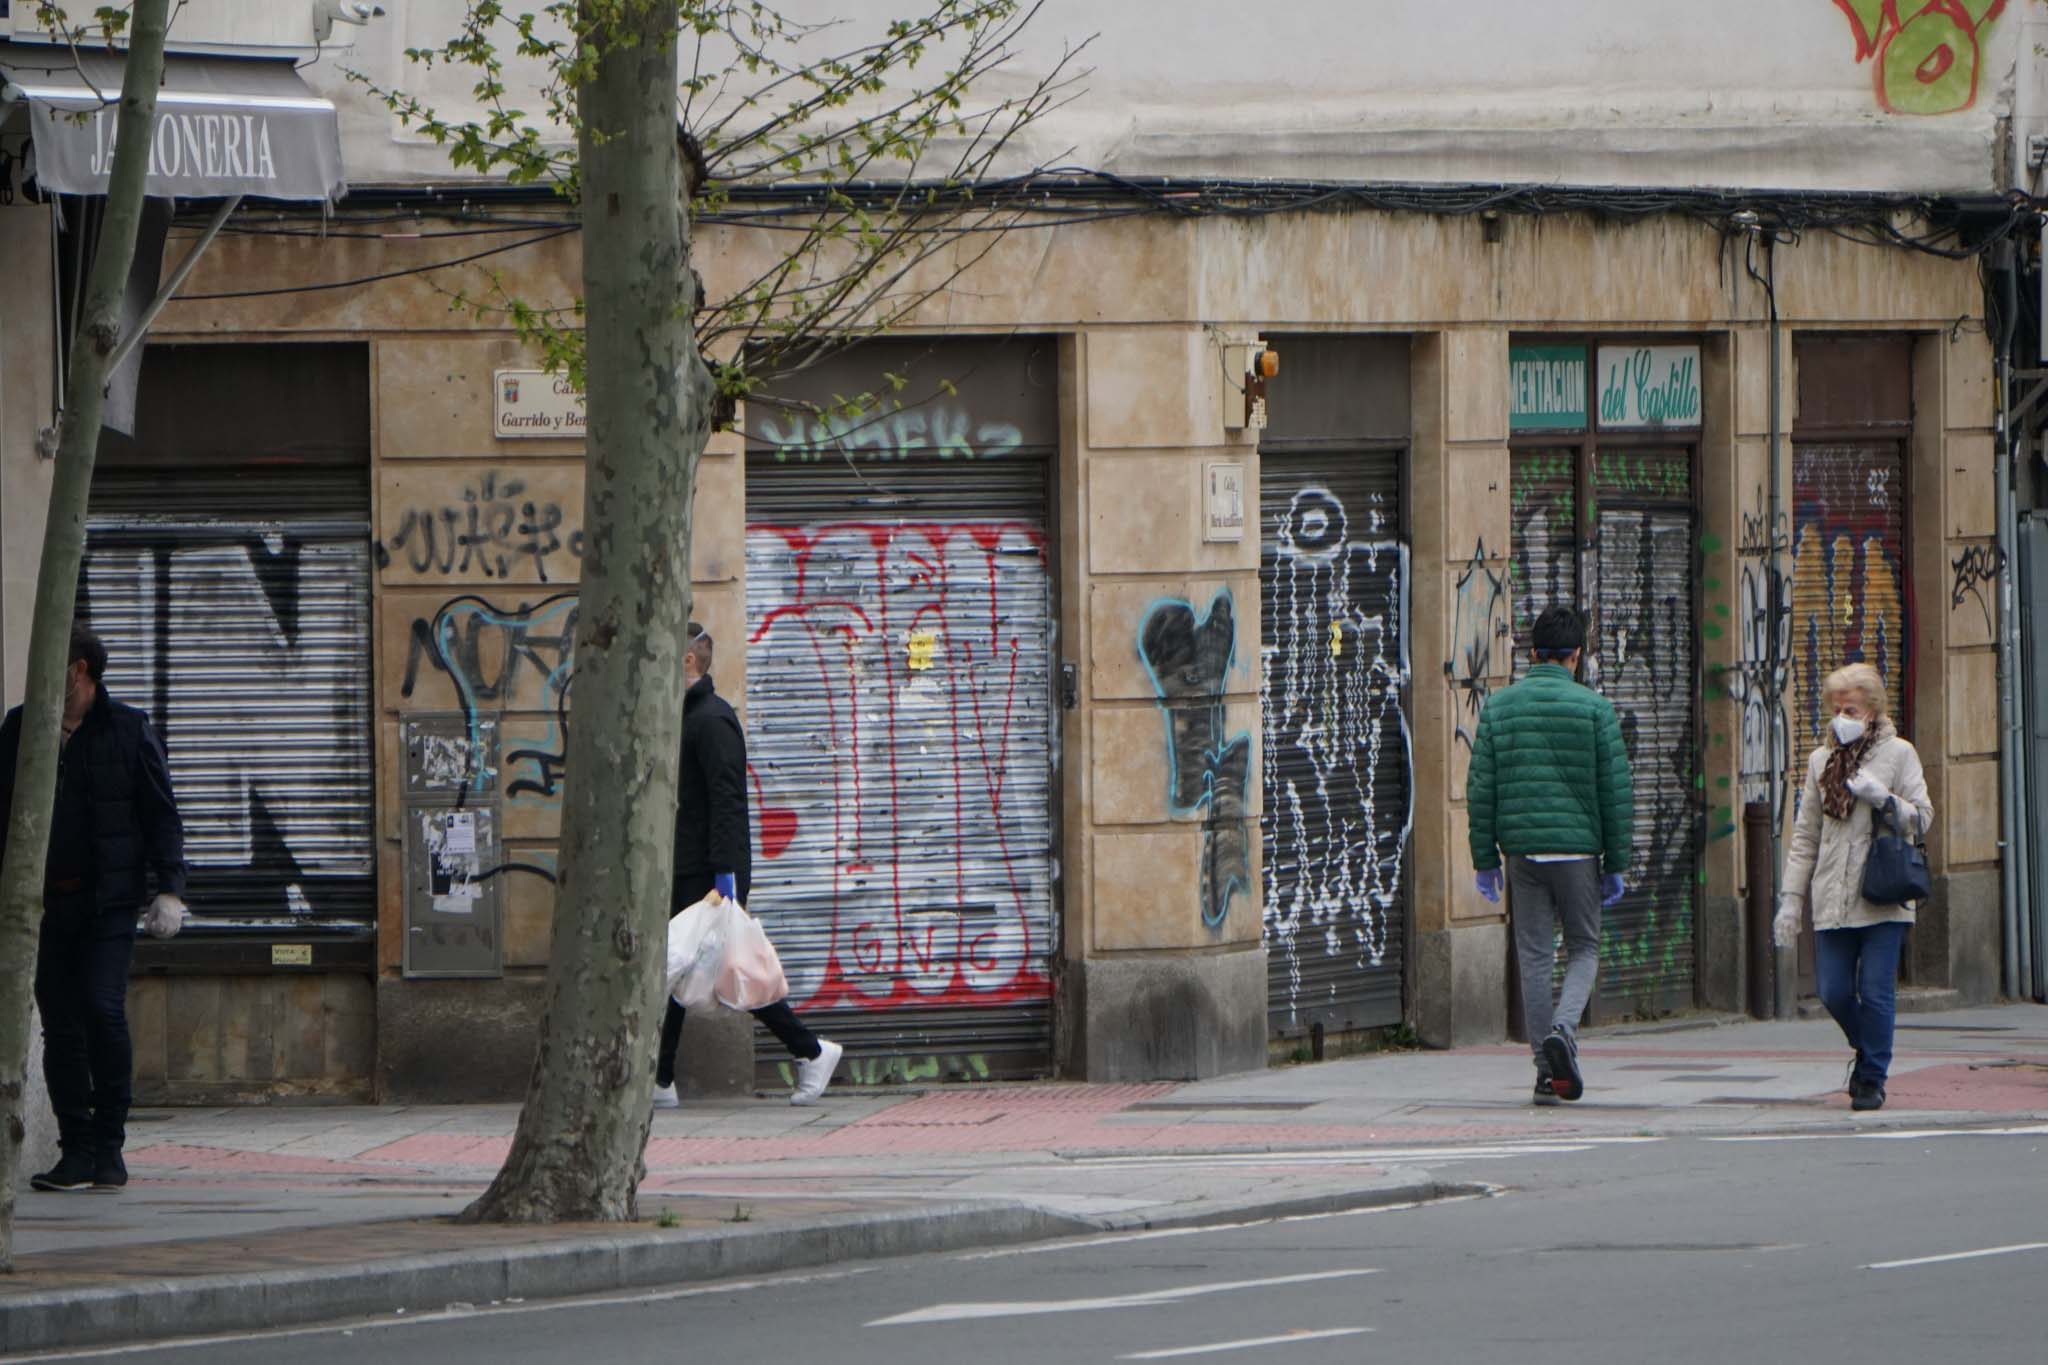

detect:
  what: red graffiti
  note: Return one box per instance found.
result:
[747,766,801,860]
[745,519,1054,1015]
[1832,0,2006,116]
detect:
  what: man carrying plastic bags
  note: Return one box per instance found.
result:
[653,623,843,1108]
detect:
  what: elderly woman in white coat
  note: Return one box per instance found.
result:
[1775,663,1933,1112]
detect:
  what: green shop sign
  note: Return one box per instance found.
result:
[1509,344,1587,430]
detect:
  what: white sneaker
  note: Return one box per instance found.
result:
[651,1083,680,1110]
[790,1039,843,1106]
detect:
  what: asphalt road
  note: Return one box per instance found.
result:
[39,1124,2048,1365]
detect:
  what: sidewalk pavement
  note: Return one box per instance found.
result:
[4,1002,2045,1354]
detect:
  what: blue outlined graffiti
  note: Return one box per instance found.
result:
[401,592,578,806]
[1139,589,1252,931]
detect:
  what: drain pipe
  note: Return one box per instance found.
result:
[1993,242,2027,1001]
[1741,220,1794,1020]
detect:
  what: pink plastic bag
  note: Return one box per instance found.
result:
[713,903,789,1011]
[666,892,788,1011]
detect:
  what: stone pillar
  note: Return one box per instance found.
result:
[0,200,57,708]
[1063,326,1267,1080]
[1696,331,1749,1013]
[1411,331,1511,1049]
[1914,329,2002,1001]
[4,189,74,1177]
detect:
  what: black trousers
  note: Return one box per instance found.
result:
[35,911,137,1157]
[656,996,821,1087]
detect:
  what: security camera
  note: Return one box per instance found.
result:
[313,0,388,44]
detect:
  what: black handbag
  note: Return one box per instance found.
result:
[1861,797,1931,907]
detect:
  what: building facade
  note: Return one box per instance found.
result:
[1,0,2038,1099]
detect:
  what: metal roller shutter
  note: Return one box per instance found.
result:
[78,469,375,934]
[1259,451,1409,1036]
[1510,449,1579,683]
[1791,441,1909,756]
[1593,449,1697,1016]
[744,456,1056,1085]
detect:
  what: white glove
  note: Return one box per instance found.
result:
[144,893,188,940]
[1846,770,1891,807]
[1772,895,1802,948]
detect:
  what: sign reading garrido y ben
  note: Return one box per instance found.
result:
[494,370,588,439]
[1596,345,1701,429]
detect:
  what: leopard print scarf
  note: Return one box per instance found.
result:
[1819,718,1890,820]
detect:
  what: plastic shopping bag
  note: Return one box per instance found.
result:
[665,892,790,1011]
[713,904,789,1010]
[665,894,728,1010]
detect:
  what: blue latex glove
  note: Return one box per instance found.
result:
[1601,873,1625,907]
[713,871,737,901]
[1476,868,1504,903]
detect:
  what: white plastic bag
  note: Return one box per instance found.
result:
[665,895,728,1010]
[665,893,790,1011]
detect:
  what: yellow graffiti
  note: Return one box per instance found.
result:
[1329,620,1344,659]
[1789,525,1905,759]
[907,629,937,672]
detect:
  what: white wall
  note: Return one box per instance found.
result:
[313,0,2035,194]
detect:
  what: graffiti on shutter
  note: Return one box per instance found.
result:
[1260,459,1410,1034]
[80,473,375,928]
[1510,450,1578,682]
[1594,450,1697,1016]
[1791,441,1908,756]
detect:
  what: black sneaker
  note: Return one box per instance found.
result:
[92,1152,128,1190]
[1541,1028,1584,1102]
[1532,1071,1561,1107]
[30,1150,96,1192]
[1850,1077,1886,1112]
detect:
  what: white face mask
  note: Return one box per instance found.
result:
[1831,715,1866,746]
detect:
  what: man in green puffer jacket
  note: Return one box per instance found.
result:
[1466,605,1634,1106]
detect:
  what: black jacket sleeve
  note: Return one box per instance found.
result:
[134,713,187,898]
[700,713,749,874]
[0,707,19,871]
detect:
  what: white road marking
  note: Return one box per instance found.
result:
[1120,1327,1376,1359]
[866,1267,1380,1327]
[953,1188,1500,1261]
[14,1267,876,1361]
[1866,1242,2048,1271]
[1710,1125,2048,1144]
[1062,1139,1656,1169]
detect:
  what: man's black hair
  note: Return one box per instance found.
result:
[684,620,713,671]
[69,624,108,682]
[1530,605,1585,660]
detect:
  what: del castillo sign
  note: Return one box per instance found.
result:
[1597,344,1701,429]
[494,370,588,438]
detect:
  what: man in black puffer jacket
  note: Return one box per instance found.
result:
[0,626,186,1192]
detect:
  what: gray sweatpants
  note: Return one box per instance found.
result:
[1508,856,1602,1060]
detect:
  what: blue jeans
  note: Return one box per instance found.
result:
[1814,922,1907,1087]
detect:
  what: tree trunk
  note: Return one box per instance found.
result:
[463,0,714,1223]
[0,0,173,1269]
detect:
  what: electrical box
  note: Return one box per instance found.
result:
[403,805,504,979]
[401,713,504,979]
[1219,338,1276,432]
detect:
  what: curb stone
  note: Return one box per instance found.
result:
[0,1181,1475,1355]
